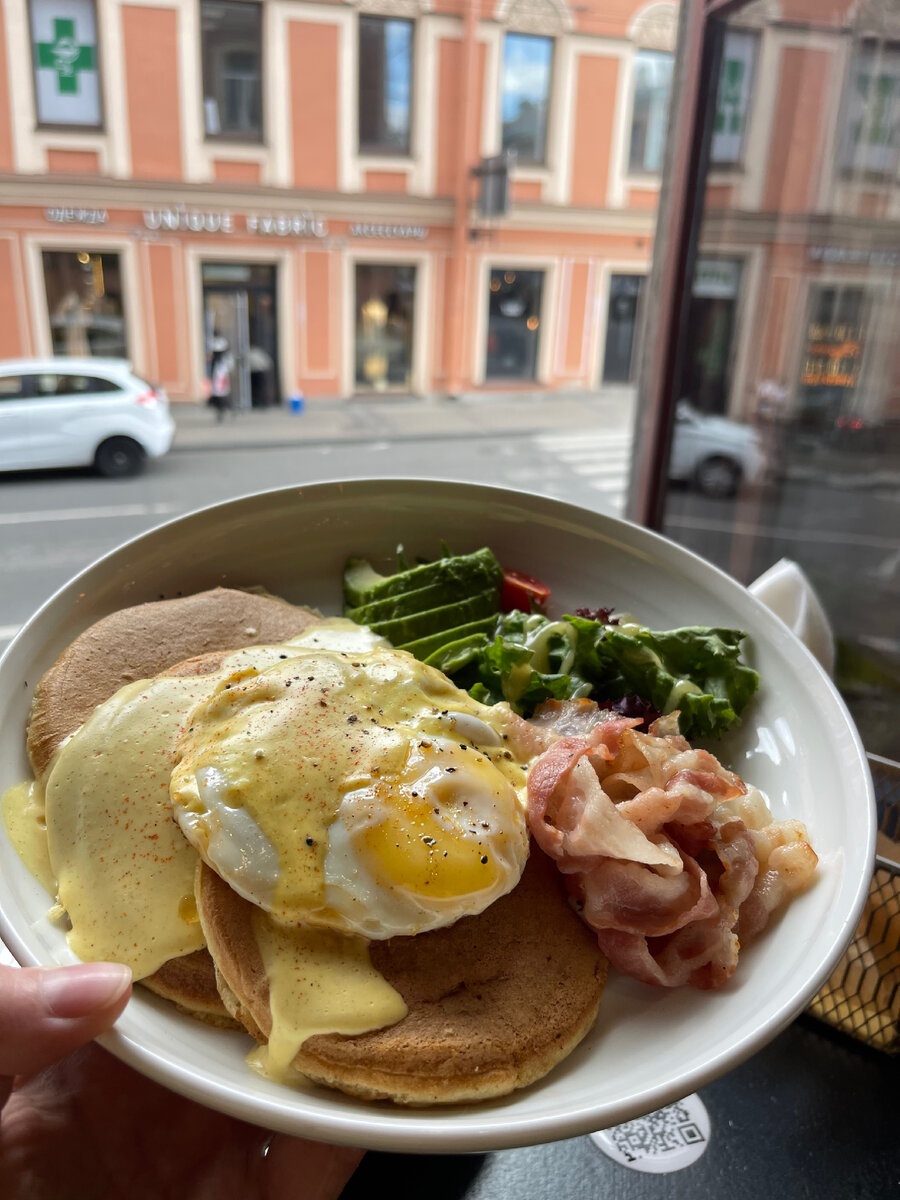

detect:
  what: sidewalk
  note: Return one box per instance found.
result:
[169,389,638,452]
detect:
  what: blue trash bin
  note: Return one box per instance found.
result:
[288,393,305,415]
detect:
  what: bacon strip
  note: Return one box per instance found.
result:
[525,701,817,991]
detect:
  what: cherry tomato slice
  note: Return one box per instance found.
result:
[501,568,551,612]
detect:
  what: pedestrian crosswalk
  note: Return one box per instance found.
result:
[531,429,634,514]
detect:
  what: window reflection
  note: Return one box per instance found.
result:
[501,34,553,164]
[359,16,413,155]
[486,269,543,381]
[649,9,900,759]
[629,49,673,172]
[354,264,416,390]
[42,250,127,358]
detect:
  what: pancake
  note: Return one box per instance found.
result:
[27,587,320,781]
[197,848,608,1105]
[27,588,322,1022]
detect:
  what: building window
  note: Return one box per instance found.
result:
[486,268,543,381]
[358,16,413,155]
[603,275,646,383]
[710,30,757,165]
[838,40,900,178]
[355,264,416,390]
[42,250,127,358]
[201,0,263,141]
[30,0,102,128]
[629,49,674,173]
[501,33,553,165]
[798,285,869,427]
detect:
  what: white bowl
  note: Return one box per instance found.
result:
[0,479,875,1153]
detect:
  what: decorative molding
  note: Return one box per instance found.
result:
[350,0,432,16]
[494,0,573,37]
[731,0,782,32]
[629,2,678,53]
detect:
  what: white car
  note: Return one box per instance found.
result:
[0,357,175,478]
[670,401,768,498]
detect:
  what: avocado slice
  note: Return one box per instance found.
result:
[345,576,489,626]
[368,589,499,647]
[398,617,499,662]
[343,548,502,608]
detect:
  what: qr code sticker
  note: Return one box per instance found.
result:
[610,1102,701,1162]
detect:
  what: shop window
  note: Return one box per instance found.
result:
[798,285,870,429]
[201,0,263,141]
[42,250,127,359]
[629,49,674,173]
[30,0,102,128]
[710,29,757,165]
[355,264,416,390]
[358,16,413,155]
[838,40,900,178]
[486,269,543,382]
[603,274,646,383]
[501,34,553,165]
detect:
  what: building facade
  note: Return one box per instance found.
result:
[0,0,674,403]
[0,0,896,424]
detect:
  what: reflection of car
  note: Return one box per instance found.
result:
[670,402,767,498]
[0,357,175,478]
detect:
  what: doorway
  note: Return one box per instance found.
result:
[201,262,279,408]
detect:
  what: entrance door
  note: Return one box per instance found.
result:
[202,263,279,408]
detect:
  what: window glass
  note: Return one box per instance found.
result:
[501,34,553,164]
[710,29,757,164]
[603,275,646,383]
[201,0,262,140]
[838,40,900,178]
[30,0,102,127]
[645,12,900,759]
[0,376,27,401]
[486,269,543,381]
[629,50,674,173]
[33,373,118,396]
[358,16,413,155]
[42,250,127,358]
[355,264,416,390]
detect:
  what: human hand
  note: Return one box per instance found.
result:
[0,962,363,1200]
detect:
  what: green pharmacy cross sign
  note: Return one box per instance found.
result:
[36,18,96,95]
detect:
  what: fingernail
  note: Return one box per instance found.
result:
[40,963,132,1018]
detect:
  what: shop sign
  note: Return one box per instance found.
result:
[246,212,328,238]
[808,245,900,270]
[45,206,108,225]
[692,258,741,299]
[143,207,234,233]
[349,223,428,240]
[31,0,101,127]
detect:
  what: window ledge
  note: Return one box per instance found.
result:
[623,172,662,190]
[357,153,416,171]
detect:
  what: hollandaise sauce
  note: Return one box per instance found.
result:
[44,675,214,977]
[1,779,55,895]
[247,911,408,1083]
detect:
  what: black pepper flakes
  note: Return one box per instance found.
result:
[480,855,489,864]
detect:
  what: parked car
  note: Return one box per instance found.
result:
[0,357,174,478]
[670,401,768,498]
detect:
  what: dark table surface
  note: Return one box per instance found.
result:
[342,1015,896,1200]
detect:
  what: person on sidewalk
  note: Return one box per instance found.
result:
[207,336,236,422]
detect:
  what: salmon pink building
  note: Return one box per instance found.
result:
[0,0,897,424]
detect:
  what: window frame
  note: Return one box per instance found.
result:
[628,47,676,177]
[499,31,555,168]
[357,14,415,158]
[199,0,265,145]
[28,0,105,133]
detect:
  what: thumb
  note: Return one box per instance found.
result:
[0,962,132,1091]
